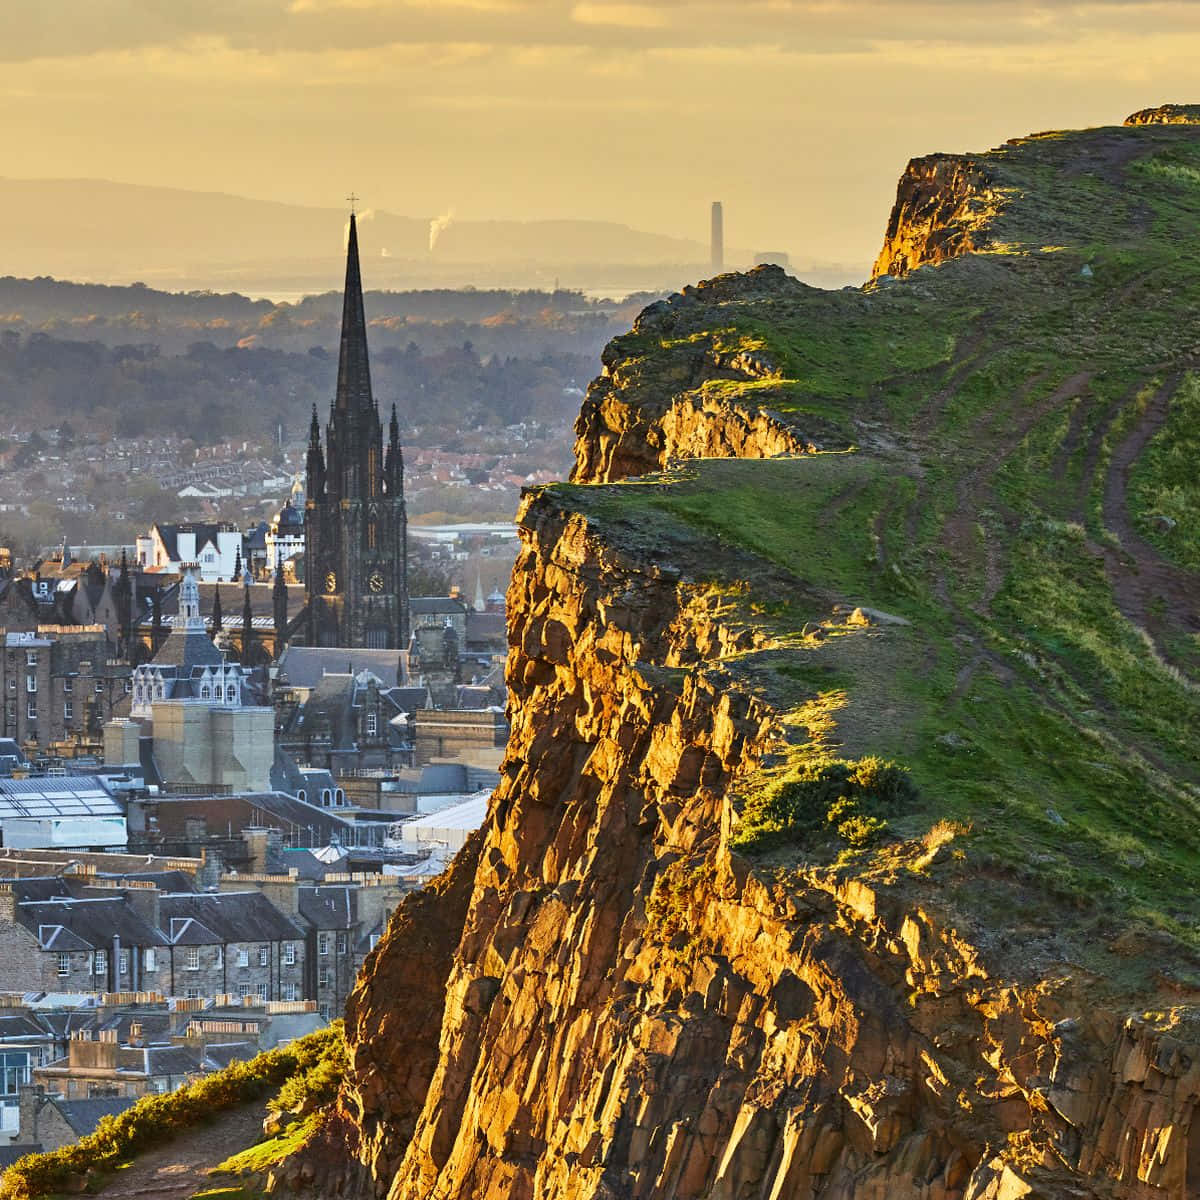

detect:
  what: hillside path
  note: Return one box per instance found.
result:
[90,1101,266,1200]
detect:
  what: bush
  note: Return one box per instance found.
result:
[731,756,916,854]
[0,1023,344,1200]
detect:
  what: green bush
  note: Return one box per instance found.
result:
[0,1023,344,1200]
[731,756,916,853]
[269,1029,347,1115]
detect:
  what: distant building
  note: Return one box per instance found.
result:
[265,479,305,574]
[0,626,130,754]
[136,523,242,583]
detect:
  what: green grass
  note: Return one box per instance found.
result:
[544,121,1200,972]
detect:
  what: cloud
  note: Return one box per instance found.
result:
[571,3,669,27]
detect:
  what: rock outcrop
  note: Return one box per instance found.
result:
[272,108,1200,1200]
[871,156,1004,280]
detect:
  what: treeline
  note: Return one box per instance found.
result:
[0,332,594,442]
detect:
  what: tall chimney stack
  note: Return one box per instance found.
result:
[710,201,724,274]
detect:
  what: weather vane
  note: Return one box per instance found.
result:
[347,193,359,214]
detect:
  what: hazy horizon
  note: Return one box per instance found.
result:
[8,2,1200,281]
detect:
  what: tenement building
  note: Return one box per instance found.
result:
[304,212,409,649]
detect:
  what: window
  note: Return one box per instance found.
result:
[26,701,36,721]
[93,950,107,976]
[319,1003,331,1021]
[25,651,37,667]
[25,675,36,693]
[118,951,128,976]
[144,948,156,972]
[282,942,296,966]
[57,953,70,976]
[186,946,200,971]
[257,946,268,968]
[369,934,380,951]
[0,1051,30,1096]
[237,949,249,967]
[95,681,103,694]
[184,987,202,1000]
[63,678,73,694]
[226,685,236,701]
[6,679,13,691]
[336,933,347,955]
[215,946,223,968]
[124,679,132,693]
[318,933,330,956]
[366,711,377,737]
[64,702,73,722]
[318,967,331,987]
[200,686,210,700]
[238,983,253,999]
[280,982,298,1002]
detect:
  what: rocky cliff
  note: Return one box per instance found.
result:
[273,107,1200,1200]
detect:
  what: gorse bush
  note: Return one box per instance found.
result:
[269,1028,348,1116]
[0,1023,344,1200]
[731,756,917,853]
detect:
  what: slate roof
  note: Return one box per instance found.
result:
[149,623,225,671]
[142,1044,204,1077]
[465,611,506,645]
[53,1095,137,1136]
[385,685,432,715]
[298,885,358,930]
[19,897,169,950]
[0,1145,42,1168]
[159,891,304,945]
[277,646,410,690]
[0,1013,51,1040]
[410,596,468,616]
[204,1041,256,1070]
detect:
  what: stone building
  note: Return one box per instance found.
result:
[0,626,130,754]
[412,707,508,767]
[303,212,409,649]
[0,877,305,1002]
[16,1091,133,1150]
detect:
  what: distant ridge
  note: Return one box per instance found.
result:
[0,177,715,293]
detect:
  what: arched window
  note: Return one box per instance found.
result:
[297,789,307,804]
[321,788,332,807]
[226,685,236,701]
[335,789,346,807]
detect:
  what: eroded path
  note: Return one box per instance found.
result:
[90,1102,266,1200]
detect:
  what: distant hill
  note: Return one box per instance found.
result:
[0,178,724,294]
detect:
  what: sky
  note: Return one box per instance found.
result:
[6,0,1200,274]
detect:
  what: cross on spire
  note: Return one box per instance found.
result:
[346,192,359,214]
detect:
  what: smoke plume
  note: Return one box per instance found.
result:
[429,209,455,254]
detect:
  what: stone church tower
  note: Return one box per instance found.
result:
[304,212,409,648]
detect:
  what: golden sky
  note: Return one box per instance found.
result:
[6,0,1200,272]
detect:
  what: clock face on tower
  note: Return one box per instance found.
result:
[369,571,384,593]
[324,571,337,593]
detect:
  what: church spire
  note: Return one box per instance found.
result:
[335,211,373,412]
[306,403,325,500]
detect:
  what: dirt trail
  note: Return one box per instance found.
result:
[90,1102,266,1200]
[1100,372,1199,641]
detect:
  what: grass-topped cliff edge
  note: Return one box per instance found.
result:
[556,106,1200,983]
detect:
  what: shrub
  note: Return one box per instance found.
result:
[0,1023,344,1200]
[731,756,916,854]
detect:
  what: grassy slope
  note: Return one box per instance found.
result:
[548,119,1200,984]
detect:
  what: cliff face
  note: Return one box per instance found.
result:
[274,108,1200,1200]
[871,156,1003,280]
